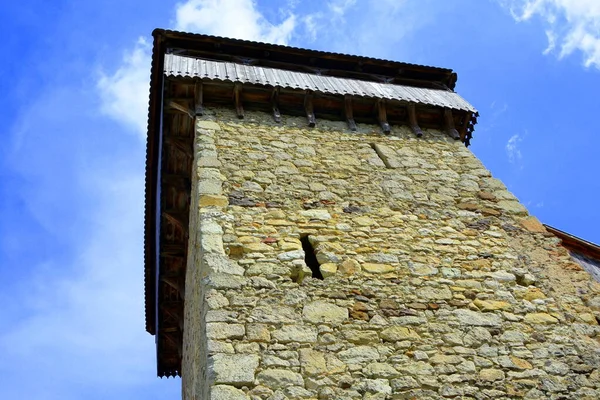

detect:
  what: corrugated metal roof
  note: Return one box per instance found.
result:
[164,54,477,113]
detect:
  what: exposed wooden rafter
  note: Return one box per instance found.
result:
[166,100,194,119]
[444,108,460,140]
[344,95,357,131]
[271,87,281,123]
[407,103,423,138]
[376,99,391,134]
[194,81,204,116]
[304,91,316,127]
[234,83,244,119]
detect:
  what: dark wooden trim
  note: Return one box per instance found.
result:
[166,100,194,119]
[408,103,423,137]
[271,87,281,123]
[344,95,357,131]
[459,111,472,142]
[377,99,391,134]
[194,81,203,116]
[305,91,316,127]
[545,225,600,261]
[444,108,460,140]
[234,82,244,119]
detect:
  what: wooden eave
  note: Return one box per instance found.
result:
[153,29,458,90]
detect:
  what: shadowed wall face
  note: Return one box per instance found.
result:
[182,108,600,400]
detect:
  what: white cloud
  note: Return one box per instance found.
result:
[506,133,524,166]
[1,80,179,398]
[97,0,302,137]
[174,0,296,44]
[97,37,152,140]
[328,0,357,17]
[500,0,600,69]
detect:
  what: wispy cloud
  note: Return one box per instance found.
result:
[97,37,152,140]
[1,77,179,399]
[499,0,600,69]
[174,0,297,44]
[506,133,524,167]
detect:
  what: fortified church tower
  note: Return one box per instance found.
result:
[144,29,600,399]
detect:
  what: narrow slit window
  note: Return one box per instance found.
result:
[301,235,323,280]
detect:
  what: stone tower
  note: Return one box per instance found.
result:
[144,30,600,399]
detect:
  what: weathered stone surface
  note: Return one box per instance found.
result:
[302,301,348,324]
[210,385,249,400]
[320,263,337,278]
[362,263,394,274]
[299,348,327,376]
[182,110,600,400]
[523,287,546,301]
[416,286,453,300]
[365,362,399,378]
[479,368,505,382]
[210,354,259,386]
[339,259,361,275]
[300,209,332,220]
[473,299,511,311]
[524,313,559,324]
[206,323,245,339]
[243,242,274,253]
[338,346,380,364]
[256,369,305,388]
[250,306,299,324]
[197,120,221,130]
[272,325,318,343]
[380,326,421,342]
[199,194,229,207]
[520,216,547,233]
[453,309,502,327]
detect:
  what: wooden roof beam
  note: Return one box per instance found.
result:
[194,81,204,116]
[344,95,357,131]
[233,83,244,119]
[166,100,194,119]
[444,108,460,140]
[305,91,316,127]
[407,103,423,138]
[377,99,391,134]
[271,87,281,123]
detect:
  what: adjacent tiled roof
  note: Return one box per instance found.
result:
[545,224,600,282]
[164,54,477,113]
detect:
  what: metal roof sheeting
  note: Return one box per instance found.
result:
[164,54,477,113]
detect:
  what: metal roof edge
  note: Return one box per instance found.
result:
[151,28,458,90]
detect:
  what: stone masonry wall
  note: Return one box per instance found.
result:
[182,108,600,400]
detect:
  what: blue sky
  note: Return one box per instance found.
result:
[1,0,599,398]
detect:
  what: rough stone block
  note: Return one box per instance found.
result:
[209,354,259,386]
[197,120,221,130]
[453,309,502,327]
[206,323,245,340]
[380,326,421,342]
[272,325,318,343]
[246,323,271,342]
[256,369,305,388]
[299,349,327,376]
[302,301,348,324]
[210,385,249,400]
